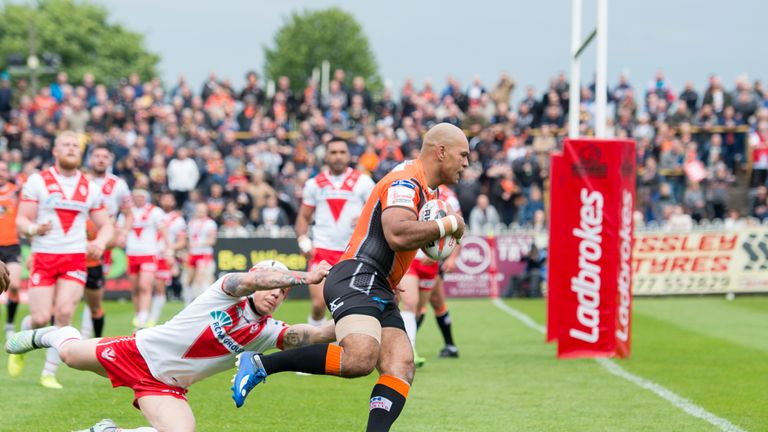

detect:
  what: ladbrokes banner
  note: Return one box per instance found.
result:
[552,138,636,359]
[633,229,768,294]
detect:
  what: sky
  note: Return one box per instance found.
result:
[96,0,768,102]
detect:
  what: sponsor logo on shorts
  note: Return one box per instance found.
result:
[101,347,116,362]
[67,270,88,282]
[370,396,393,411]
[329,297,344,313]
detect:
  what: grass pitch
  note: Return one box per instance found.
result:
[1,296,766,431]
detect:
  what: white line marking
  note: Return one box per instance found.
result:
[492,298,747,432]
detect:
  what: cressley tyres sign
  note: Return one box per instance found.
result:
[633,229,768,295]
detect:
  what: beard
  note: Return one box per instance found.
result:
[91,166,107,175]
[58,155,81,170]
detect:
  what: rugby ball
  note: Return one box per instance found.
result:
[419,199,458,260]
[250,259,289,271]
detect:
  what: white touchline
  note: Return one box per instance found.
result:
[492,299,747,432]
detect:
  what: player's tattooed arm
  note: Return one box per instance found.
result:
[282,323,336,350]
[221,262,331,297]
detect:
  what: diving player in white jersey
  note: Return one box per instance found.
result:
[124,189,167,329]
[184,203,217,303]
[150,192,187,325]
[11,131,114,389]
[295,137,374,326]
[81,145,133,339]
[5,259,332,432]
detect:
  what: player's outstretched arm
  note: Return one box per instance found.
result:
[222,261,332,297]
[281,322,336,350]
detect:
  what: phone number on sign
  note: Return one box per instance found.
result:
[633,275,731,295]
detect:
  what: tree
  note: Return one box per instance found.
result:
[0,0,159,85]
[264,7,381,93]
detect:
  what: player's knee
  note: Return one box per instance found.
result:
[341,344,379,377]
[30,311,51,328]
[344,355,377,377]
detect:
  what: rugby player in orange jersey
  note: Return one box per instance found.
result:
[0,160,23,338]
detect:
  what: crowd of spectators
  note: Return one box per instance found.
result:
[1,67,767,234]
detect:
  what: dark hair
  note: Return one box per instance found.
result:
[91,144,112,155]
[327,136,349,149]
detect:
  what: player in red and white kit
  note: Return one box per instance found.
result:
[11,131,114,389]
[295,137,375,326]
[124,189,167,329]
[184,203,217,303]
[150,192,187,325]
[400,183,462,365]
[5,259,332,432]
[81,145,132,339]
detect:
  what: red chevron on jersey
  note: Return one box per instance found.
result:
[41,169,89,235]
[315,169,361,222]
[182,301,268,359]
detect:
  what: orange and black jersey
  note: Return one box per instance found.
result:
[0,182,19,246]
[340,159,437,290]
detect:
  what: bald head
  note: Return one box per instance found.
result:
[419,123,469,188]
[421,123,467,154]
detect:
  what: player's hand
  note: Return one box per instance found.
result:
[450,213,466,243]
[420,257,437,266]
[442,255,457,273]
[0,260,9,294]
[86,240,106,261]
[36,221,53,236]
[307,260,331,285]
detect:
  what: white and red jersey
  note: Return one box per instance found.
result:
[21,167,104,254]
[90,173,131,217]
[301,168,374,251]
[415,184,461,261]
[157,210,187,258]
[135,276,287,388]
[124,204,165,256]
[188,217,217,255]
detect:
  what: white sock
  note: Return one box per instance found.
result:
[135,311,149,328]
[81,307,93,338]
[21,315,32,331]
[401,311,417,350]
[307,315,327,327]
[149,294,166,324]
[40,326,82,350]
[42,347,61,377]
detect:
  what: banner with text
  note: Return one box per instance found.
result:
[633,229,768,295]
[442,234,533,298]
[552,138,636,359]
[214,237,309,299]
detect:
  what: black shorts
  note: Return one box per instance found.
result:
[85,265,105,290]
[323,259,405,331]
[0,244,21,264]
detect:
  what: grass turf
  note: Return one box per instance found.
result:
[1,296,765,431]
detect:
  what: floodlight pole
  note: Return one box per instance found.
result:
[594,0,608,138]
[568,0,582,138]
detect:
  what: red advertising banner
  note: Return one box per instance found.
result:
[442,234,533,298]
[552,138,635,359]
[547,152,564,342]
